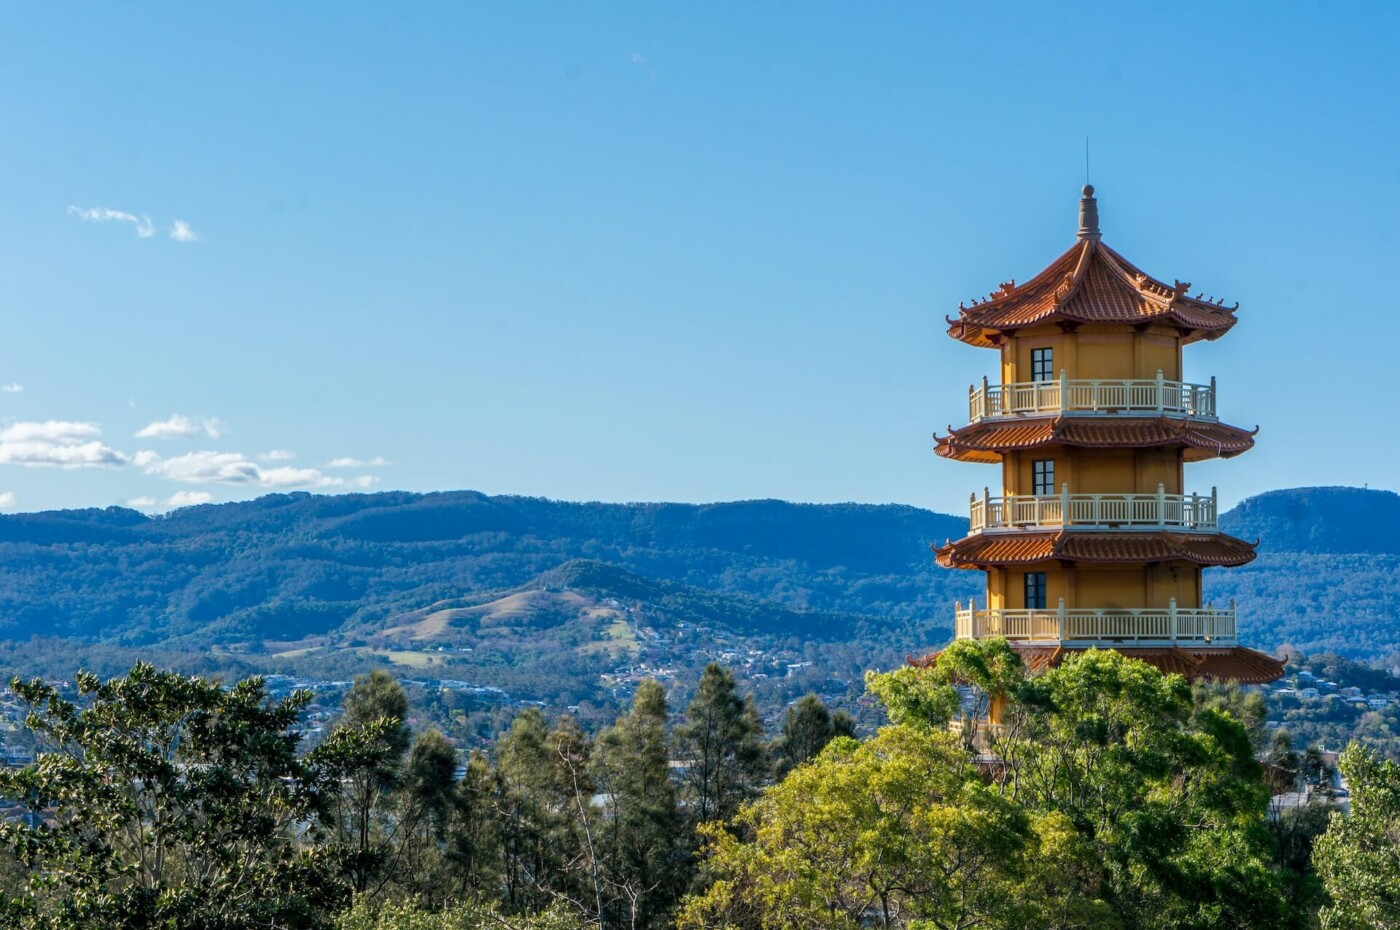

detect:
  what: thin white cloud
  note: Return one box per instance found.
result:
[137,449,354,489]
[630,51,647,64]
[350,475,379,489]
[326,456,391,468]
[135,414,221,440]
[68,205,154,239]
[0,421,127,468]
[169,220,199,242]
[0,492,16,510]
[127,496,157,509]
[1,383,22,393]
[259,450,296,462]
[166,490,212,507]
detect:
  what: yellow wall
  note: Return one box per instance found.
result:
[1001,325,1182,382]
[970,322,1219,615]
[1001,449,1185,496]
[981,563,1205,611]
[1144,564,1203,609]
[1075,569,1147,609]
[1138,334,1180,381]
[986,568,1005,610]
[1073,450,1136,494]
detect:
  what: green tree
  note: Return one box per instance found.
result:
[673,664,767,826]
[1192,680,1268,747]
[684,643,1299,930]
[774,693,855,775]
[325,670,413,896]
[492,710,597,918]
[590,679,684,929]
[495,709,558,914]
[1009,648,1291,929]
[394,730,462,904]
[337,897,589,929]
[0,664,365,929]
[677,724,1047,930]
[1264,729,1301,795]
[446,751,503,899]
[1314,743,1400,929]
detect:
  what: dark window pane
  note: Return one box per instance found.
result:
[1033,459,1055,495]
[1031,347,1053,382]
[1024,572,1047,609]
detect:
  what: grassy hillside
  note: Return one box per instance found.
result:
[0,491,973,646]
[2,485,1399,684]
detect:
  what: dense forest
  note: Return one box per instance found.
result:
[3,648,1397,929]
[1,485,1399,713]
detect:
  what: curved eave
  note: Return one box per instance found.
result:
[910,643,1283,685]
[947,314,1235,350]
[946,240,1239,348]
[934,416,1258,464]
[934,530,1257,569]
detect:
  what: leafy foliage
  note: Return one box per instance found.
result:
[0,664,363,929]
[774,693,855,775]
[337,898,588,929]
[674,664,769,827]
[1314,743,1400,929]
[685,644,1300,930]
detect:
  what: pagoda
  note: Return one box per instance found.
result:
[926,186,1282,684]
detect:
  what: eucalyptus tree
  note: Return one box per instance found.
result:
[779,693,855,773]
[590,679,684,929]
[1314,743,1400,930]
[673,664,767,827]
[0,663,383,929]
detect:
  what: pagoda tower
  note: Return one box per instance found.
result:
[929,186,1282,684]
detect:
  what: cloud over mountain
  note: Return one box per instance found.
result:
[135,449,369,489]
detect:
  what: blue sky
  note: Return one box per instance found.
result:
[0,2,1396,516]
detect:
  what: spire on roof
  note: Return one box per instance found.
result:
[1077,184,1101,242]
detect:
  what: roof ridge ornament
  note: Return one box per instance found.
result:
[1076,184,1101,242]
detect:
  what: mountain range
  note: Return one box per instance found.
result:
[0,485,1396,692]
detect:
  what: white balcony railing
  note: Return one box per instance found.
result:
[954,598,1236,645]
[948,719,1008,756]
[968,371,1216,422]
[969,485,1217,533]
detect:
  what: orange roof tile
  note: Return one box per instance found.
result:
[909,643,1283,684]
[948,239,1239,348]
[934,530,1256,568]
[935,416,1257,463]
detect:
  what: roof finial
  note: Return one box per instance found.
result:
[1077,184,1101,242]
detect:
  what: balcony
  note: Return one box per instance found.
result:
[968,372,1216,423]
[969,485,1217,534]
[948,718,1008,757]
[954,598,1236,645]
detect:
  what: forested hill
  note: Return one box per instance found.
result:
[1220,486,1400,553]
[0,485,1397,660]
[0,491,972,645]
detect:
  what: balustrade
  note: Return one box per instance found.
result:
[968,371,1216,422]
[968,484,1217,533]
[953,598,1236,644]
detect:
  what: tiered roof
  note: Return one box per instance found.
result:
[935,416,1258,463]
[935,530,1256,569]
[947,187,1238,348]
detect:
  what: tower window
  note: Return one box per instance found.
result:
[1024,572,1048,610]
[1030,347,1054,382]
[1032,459,1055,496]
